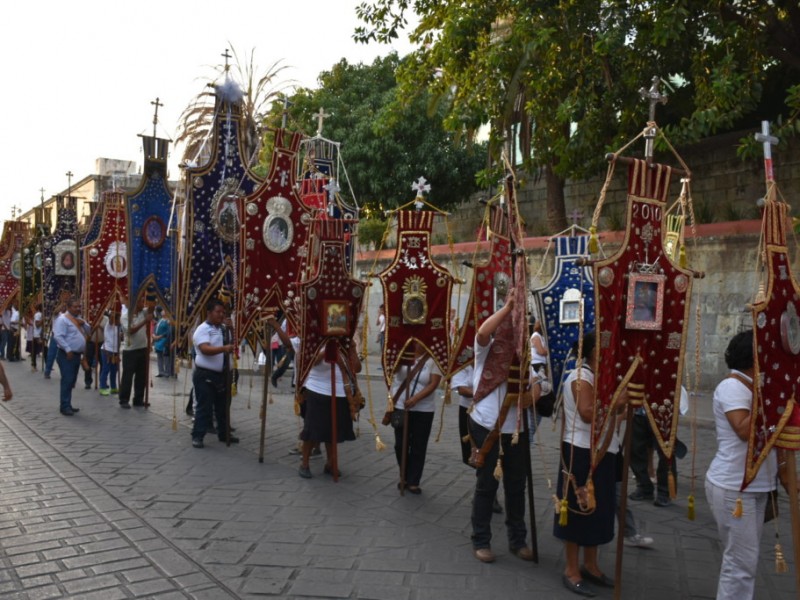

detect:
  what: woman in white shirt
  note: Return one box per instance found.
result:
[554,331,621,596]
[389,341,442,494]
[705,330,783,600]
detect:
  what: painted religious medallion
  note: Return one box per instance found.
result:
[263,196,293,253]
[142,216,166,250]
[104,241,127,279]
[211,179,244,244]
[54,240,77,276]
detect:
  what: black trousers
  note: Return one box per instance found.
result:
[630,412,676,500]
[119,348,148,405]
[393,410,434,487]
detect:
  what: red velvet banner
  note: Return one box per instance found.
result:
[591,160,694,463]
[0,222,30,313]
[744,199,800,489]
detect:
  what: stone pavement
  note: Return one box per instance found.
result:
[0,355,796,599]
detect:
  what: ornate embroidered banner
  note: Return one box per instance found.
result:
[238,128,311,342]
[127,135,175,315]
[82,191,128,329]
[41,197,80,330]
[591,160,694,463]
[744,198,800,489]
[378,209,455,381]
[0,221,30,313]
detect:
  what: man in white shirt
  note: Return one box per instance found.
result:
[53,297,88,415]
[7,303,20,362]
[119,295,152,408]
[30,303,43,372]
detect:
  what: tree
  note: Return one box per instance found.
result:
[265,53,487,213]
[176,46,292,175]
[355,1,800,230]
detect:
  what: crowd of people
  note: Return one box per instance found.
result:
[0,289,788,600]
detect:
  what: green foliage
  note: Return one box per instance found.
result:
[355,1,800,230]
[268,53,487,213]
[357,217,389,250]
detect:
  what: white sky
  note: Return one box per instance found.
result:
[0,0,416,221]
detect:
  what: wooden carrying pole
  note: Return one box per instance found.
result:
[522,408,539,564]
[258,320,272,463]
[614,403,637,600]
[785,451,800,598]
[326,339,339,483]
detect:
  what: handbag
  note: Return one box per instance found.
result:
[390,408,405,429]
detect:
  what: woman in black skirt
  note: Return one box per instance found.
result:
[297,339,360,479]
[554,332,625,597]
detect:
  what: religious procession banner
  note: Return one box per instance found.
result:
[744,192,800,488]
[591,159,694,464]
[377,201,456,381]
[176,82,261,342]
[82,191,127,329]
[0,221,30,313]
[21,208,49,317]
[41,197,80,331]
[127,134,175,315]
[237,128,312,341]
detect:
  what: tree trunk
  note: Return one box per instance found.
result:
[545,164,567,233]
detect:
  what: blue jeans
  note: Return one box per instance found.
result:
[56,349,81,411]
[469,420,528,551]
[99,350,118,390]
[44,336,58,375]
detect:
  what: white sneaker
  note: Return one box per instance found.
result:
[624,534,654,548]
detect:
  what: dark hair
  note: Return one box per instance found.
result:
[724,330,754,371]
[206,298,225,313]
[571,330,596,361]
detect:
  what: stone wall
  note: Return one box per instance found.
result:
[356,222,800,391]
[436,129,800,243]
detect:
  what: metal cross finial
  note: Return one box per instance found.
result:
[324,178,340,201]
[66,171,73,196]
[754,120,779,185]
[639,76,668,123]
[221,48,232,73]
[411,176,431,198]
[11,205,18,219]
[39,187,45,201]
[314,107,330,136]
[569,208,584,226]
[151,97,163,138]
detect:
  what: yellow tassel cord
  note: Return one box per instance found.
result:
[679,244,687,268]
[559,498,569,526]
[375,434,386,451]
[668,471,677,500]
[732,497,743,518]
[687,494,695,521]
[461,434,471,444]
[494,448,504,481]
[588,226,599,254]
[585,479,597,511]
[775,543,789,574]
[171,414,177,432]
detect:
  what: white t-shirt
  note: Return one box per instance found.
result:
[103,320,120,353]
[451,365,474,409]
[292,338,346,396]
[123,309,149,351]
[706,371,777,492]
[378,313,386,333]
[193,321,225,372]
[530,331,547,366]
[390,357,442,412]
[470,338,520,434]
[9,308,19,331]
[561,367,619,452]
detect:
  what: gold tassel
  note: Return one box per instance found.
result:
[375,434,386,451]
[232,383,237,397]
[687,494,695,521]
[461,434,471,443]
[668,472,677,499]
[293,399,300,416]
[775,543,789,573]
[494,460,503,481]
[588,226,599,254]
[585,479,596,511]
[511,432,519,445]
[171,415,177,431]
[732,497,743,518]
[679,244,687,268]
[559,498,568,526]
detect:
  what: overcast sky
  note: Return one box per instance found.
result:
[0,0,416,221]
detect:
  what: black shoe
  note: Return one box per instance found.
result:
[60,408,74,416]
[132,401,145,407]
[270,374,278,388]
[562,575,596,597]
[84,384,91,390]
[192,438,204,448]
[219,436,239,444]
[629,489,654,501]
[492,498,503,514]
[119,402,131,409]
[654,497,672,507]
[579,567,614,588]
[70,407,80,413]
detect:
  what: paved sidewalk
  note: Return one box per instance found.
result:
[0,356,796,599]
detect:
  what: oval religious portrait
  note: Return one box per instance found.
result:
[263,214,293,253]
[142,216,166,250]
